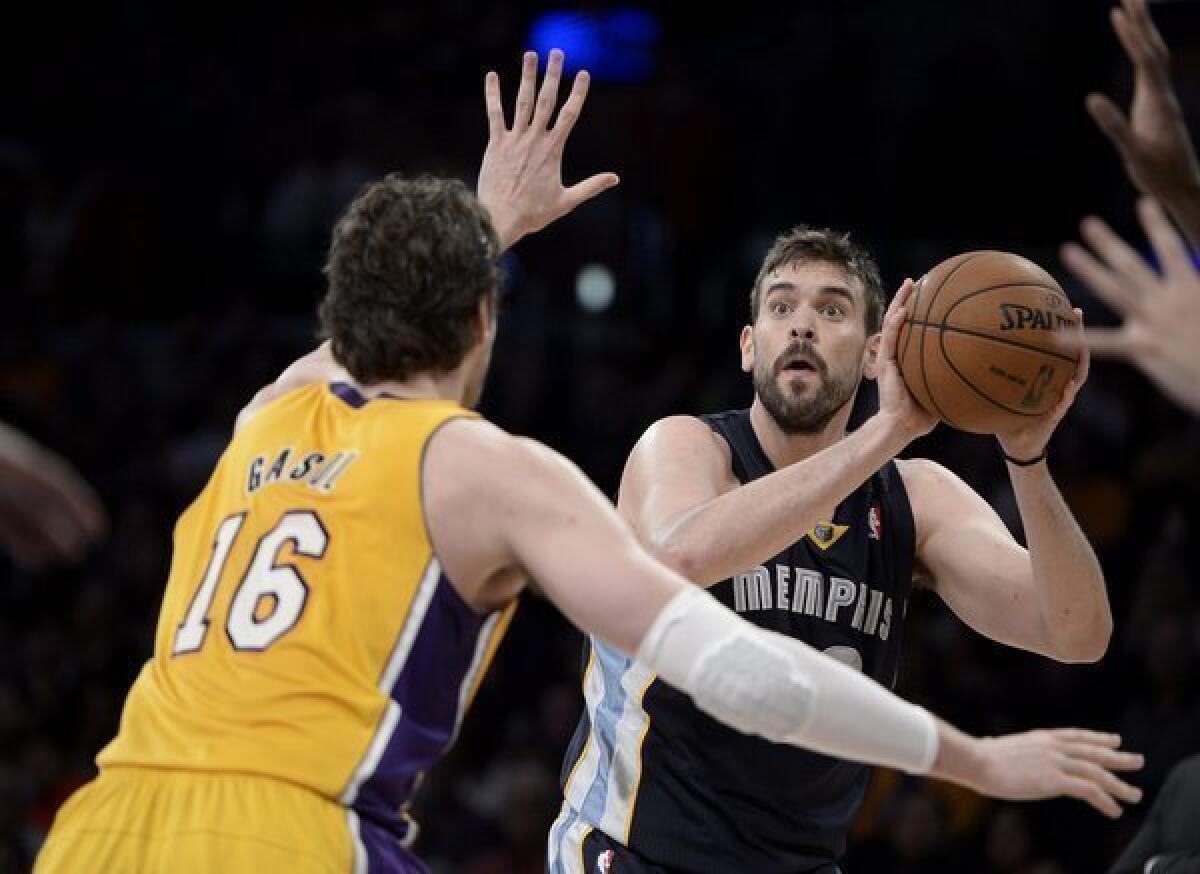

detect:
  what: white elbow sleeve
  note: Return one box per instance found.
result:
[637,587,938,775]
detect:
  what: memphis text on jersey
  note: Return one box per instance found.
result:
[731,564,893,641]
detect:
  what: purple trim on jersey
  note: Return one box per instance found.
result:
[330,381,367,408]
[358,816,430,874]
[328,382,403,408]
[353,573,488,845]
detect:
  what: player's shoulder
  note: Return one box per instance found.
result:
[634,414,730,461]
[424,417,570,488]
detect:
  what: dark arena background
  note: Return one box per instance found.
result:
[3,1,1200,871]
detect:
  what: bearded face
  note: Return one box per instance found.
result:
[753,338,863,434]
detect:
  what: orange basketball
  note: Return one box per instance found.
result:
[896,251,1080,435]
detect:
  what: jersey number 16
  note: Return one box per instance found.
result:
[172,510,328,655]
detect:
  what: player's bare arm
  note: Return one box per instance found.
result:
[901,455,1112,664]
[421,415,1141,816]
[901,326,1112,665]
[422,417,675,651]
[421,417,1142,817]
[620,279,934,586]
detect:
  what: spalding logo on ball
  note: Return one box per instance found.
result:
[896,251,1079,435]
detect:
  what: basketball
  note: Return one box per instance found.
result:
[896,251,1080,435]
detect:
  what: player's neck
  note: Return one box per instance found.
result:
[748,396,853,469]
[352,368,470,406]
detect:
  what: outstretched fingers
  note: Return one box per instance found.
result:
[1138,197,1193,280]
[512,51,539,131]
[484,71,506,138]
[1118,0,1171,81]
[1085,92,1137,162]
[1062,756,1142,806]
[552,70,591,147]
[1079,326,1140,359]
[531,49,565,130]
[1060,234,1145,318]
[1061,773,1122,818]
[563,172,621,212]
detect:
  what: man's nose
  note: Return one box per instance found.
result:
[790,311,817,342]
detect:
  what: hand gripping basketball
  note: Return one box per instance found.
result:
[896,252,1083,436]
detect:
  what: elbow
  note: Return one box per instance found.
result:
[646,536,705,584]
[1049,615,1113,665]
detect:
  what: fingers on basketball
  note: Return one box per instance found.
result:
[896,252,1078,433]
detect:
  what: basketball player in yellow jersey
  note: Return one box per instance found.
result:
[36,50,1144,874]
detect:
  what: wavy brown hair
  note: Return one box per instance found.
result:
[319,174,500,384]
[749,226,885,333]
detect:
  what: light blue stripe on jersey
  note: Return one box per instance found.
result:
[577,640,633,826]
[548,804,578,874]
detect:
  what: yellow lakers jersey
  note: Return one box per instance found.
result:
[99,381,516,844]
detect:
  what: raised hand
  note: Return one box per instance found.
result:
[1088,0,1200,245]
[1061,198,1200,414]
[478,50,620,252]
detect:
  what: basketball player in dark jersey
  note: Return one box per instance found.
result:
[552,228,1116,873]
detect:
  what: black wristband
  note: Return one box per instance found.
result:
[1002,447,1048,466]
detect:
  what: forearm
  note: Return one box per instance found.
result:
[928,719,990,791]
[1009,461,1112,662]
[637,587,939,773]
[656,414,909,585]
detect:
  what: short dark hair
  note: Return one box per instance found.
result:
[319,174,500,384]
[749,226,885,333]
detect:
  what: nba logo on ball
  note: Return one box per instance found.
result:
[596,849,614,873]
[868,504,881,541]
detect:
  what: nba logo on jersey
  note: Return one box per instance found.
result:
[596,849,614,873]
[868,504,882,540]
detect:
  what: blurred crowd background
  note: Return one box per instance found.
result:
[2,2,1200,871]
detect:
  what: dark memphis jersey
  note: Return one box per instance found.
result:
[554,408,915,873]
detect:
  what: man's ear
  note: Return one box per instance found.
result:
[739,325,755,374]
[476,293,497,342]
[862,331,884,381]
